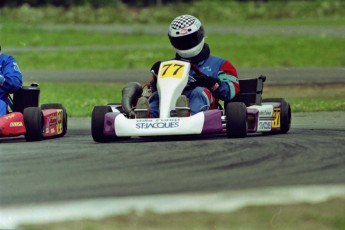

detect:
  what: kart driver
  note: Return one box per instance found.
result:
[136,14,240,118]
[0,46,23,116]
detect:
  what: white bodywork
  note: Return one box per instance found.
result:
[114,114,205,136]
[104,60,223,137]
[248,104,276,132]
[157,60,190,118]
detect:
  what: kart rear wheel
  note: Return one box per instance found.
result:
[23,107,43,142]
[41,103,68,137]
[226,102,247,138]
[91,106,114,142]
[262,98,291,134]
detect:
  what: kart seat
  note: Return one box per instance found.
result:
[230,75,266,106]
[12,83,40,113]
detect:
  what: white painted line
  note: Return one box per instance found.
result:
[1,184,344,229]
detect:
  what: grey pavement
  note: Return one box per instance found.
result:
[22,67,345,85]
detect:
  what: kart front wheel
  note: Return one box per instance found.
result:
[41,103,68,137]
[226,102,247,138]
[91,106,114,142]
[23,107,44,142]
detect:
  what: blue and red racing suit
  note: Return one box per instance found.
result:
[149,45,240,118]
[0,53,23,116]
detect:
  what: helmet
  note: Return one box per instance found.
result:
[168,15,205,59]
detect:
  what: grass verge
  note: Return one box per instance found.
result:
[34,82,345,117]
[2,27,345,69]
[1,1,345,25]
[19,197,345,230]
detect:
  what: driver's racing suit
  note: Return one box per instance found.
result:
[149,43,240,118]
[0,52,23,116]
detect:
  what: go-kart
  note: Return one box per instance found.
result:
[0,83,68,142]
[91,60,291,142]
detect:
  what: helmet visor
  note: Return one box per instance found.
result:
[169,27,204,50]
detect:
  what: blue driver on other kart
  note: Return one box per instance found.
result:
[0,46,23,116]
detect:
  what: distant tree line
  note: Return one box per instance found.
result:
[0,0,276,8]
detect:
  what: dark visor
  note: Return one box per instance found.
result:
[169,27,204,50]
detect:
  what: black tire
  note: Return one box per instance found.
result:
[41,103,68,137]
[91,106,114,142]
[262,98,291,134]
[23,107,43,142]
[226,102,247,138]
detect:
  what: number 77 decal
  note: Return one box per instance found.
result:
[159,62,185,79]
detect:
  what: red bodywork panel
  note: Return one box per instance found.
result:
[0,109,64,139]
[42,109,64,137]
[0,112,26,137]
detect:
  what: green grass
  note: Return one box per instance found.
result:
[3,31,345,69]
[36,82,345,117]
[1,1,344,115]
[1,1,345,70]
[19,197,345,230]
[265,84,345,112]
[37,82,124,117]
[1,0,345,24]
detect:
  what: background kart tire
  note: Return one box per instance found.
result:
[91,106,114,143]
[41,103,68,137]
[23,107,43,142]
[226,102,247,138]
[262,98,291,134]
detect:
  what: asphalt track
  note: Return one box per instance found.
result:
[1,68,345,206]
[0,69,344,227]
[0,111,345,207]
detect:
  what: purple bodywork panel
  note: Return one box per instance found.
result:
[201,110,223,134]
[246,108,258,133]
[104,112,118,136]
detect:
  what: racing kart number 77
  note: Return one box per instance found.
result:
[91,60,291,142]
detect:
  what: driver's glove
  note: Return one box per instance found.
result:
[191,73,221,92]
[150,61,161,91]
[150,61,161,77]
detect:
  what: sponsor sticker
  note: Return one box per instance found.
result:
[48,114,57,123]
[136,118,180,129]
[10,122,23,127]
[57,110,63,134]
[272,108,281,128]
[259,109,272,116]
[46,110,63,135]
[258,121,271,131]
[180,28,188,35]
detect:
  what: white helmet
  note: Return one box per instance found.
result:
[168,15,205,59]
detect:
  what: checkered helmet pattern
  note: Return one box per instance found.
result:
[168,15,205,58]
[168,15,202,38]
[170,15,196,30]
